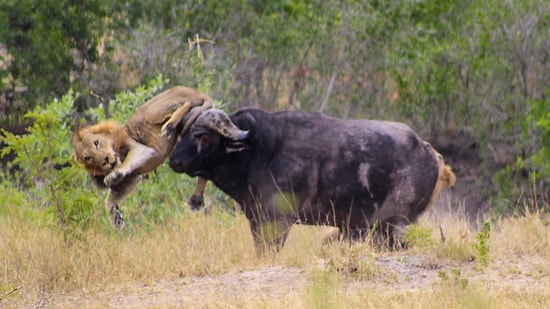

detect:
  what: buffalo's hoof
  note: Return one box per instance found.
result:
[104,170,124,187]
[187,195,204,211]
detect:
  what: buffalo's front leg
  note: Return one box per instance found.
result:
[187,177,208,210]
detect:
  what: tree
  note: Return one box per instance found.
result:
[0,0,106,123]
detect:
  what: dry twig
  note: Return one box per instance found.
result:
[0,285,22,301]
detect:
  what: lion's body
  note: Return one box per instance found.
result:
[125,87,207,158]
[73,86,211,227]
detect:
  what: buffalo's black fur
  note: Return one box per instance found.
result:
[169,109,440,253]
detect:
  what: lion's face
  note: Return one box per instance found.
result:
[74,132,120,176]
[73,121,125,176]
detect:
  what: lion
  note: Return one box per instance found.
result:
[424,141,456,209]
[73,86,212,228]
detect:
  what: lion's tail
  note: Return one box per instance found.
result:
[440,164,456,187]
[423,141,456,211]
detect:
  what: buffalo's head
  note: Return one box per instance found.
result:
[169,109,254,178]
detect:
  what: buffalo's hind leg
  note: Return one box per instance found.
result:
[105,174,142,228]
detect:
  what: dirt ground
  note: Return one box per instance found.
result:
[26,252,545,308]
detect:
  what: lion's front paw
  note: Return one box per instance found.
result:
[187,194,204,211]
[104,170,125,187]
[109,204,124,228]
[161,122,176,139]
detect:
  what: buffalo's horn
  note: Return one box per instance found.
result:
[193,109,249,140]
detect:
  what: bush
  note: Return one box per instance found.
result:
[0,90,98,240]
[527,93,550,183]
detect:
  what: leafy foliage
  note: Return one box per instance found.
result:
[0,90,97,240]
[0,0,107,122]
[473,221,491,267]
[527,92,550,182]
[1,0,549,214]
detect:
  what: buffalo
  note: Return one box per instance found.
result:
[169,108,455,254]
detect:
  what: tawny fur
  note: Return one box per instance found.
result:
[424,141,456,210]
[73,120,128,176]
[73,86,212,228]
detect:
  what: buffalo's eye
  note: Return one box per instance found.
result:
[93,140,99,147]
[197,134,210,143]
[84,156,92,161]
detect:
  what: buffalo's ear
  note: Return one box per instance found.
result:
[232,112,256,135]
[242,112,256,136]
[225,141,250,153]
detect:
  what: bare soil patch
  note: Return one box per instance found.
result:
[21,252,543,308]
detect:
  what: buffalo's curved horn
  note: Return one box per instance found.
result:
[193,109,249,140]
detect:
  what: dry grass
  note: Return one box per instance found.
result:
[0,211,255,296]
[1,203,550,308]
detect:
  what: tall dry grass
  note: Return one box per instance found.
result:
[1,200,550,308]
[1,211,255,297]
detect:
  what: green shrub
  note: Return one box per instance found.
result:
[404,224,435,248]
[493,91,550,214]
[473,221,491,267]
[524,92,550,193]
[0,90,98,240]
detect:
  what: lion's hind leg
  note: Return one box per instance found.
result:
[161,102,193,139]
[105,174,142,228]
[161,97,213,139]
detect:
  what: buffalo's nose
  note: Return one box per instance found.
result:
[168,157,184,172]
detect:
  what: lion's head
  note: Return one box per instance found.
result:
[73,120,128,176]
